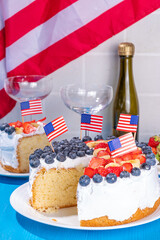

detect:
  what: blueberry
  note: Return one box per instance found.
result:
[63,149,69,156]
[137,142,147,148]
[68,152,77,159]
[82,136,92,142]
[41,152,49,159]
[77,151,85,157]
[79,175,90,186]
[120,171,130,178]
[43,146,52,153]
[106,173,117,183]
[94,135,103,141]
[145,153,155,159]
[29,153,38,160]
[135,140,139,145]
[70,137,80,143]
[5,126,15,135]
[93,174,103,183]
[56,152,66,162]
[140,163,151,170]
[106,136,116,140]
[0,123,9,131]
[30,158,40,168]
[85,148,94,155]
[60,139,68,145]
[50,152,56,158]
[34,149,43,157]
[131,167,141,176]
[45,155,54,164]
[142,146,151,150]
[142,149,152,154]
[146,158,156,166]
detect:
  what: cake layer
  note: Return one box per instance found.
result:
[77,165,160,222]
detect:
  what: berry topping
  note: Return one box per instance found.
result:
[140,163,151,170]
[68,152,77,159]
[122,163,133,173]
[131,148,142,155]
[131,154,146,164]
[97,167,108,177]
[85,148,94,155]
[120,171,130,178]
[43,146,52,153]
[56,153,66,162]
[94,135,103,141]
[41,152,50,159]
[146,153,155,159]
[77,150,85,157]
[30,158,40,168]
[5,126,15,135]
[106,173,117,183]
[94,142,108,150]
[105,166,123,177]
[23,122,35,134]
[97,150,111,158]
[84,167,98,178]
[131,167,141,176]
[45,155,54,164]
[89,157,108,169]
[0,123,10,131]
[29,153,37,160]
[93,173,103,183]
[34,149,43,157]
[148,136,160,148]
[79,175,90,186]
[142,148,152,154]
[122,153,132,161]
[82,136,92,142]
[146,158,156,166]
[137,142,147,148]
[114,157,124,165]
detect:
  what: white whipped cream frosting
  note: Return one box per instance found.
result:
[77,165,160,222]
[0,122,44,169]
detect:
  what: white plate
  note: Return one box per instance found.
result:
[0,165,29,178]
[10,183,160,230]
[157,165,160,174]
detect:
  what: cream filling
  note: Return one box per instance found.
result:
[77,165,160,221]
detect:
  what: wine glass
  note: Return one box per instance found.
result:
[60,84,113,136]
[4,75,53,102]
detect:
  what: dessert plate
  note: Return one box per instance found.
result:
[0,165,29,178]
[10,183,160,230]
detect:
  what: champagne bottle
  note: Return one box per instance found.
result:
[113,42,139,139]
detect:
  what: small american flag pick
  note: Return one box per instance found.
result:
[44,116,68,142]
[116,114,139,133]
[108,133,137,158]
[80,114,103,133]
[20,99,43,116]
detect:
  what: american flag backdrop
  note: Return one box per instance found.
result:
[0,0,159,118]
[20,99,43,117]
[108,132,137,158]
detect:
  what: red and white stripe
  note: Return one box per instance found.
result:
[81,115,103,133]
[21,99,43,116]
[47,116,68,142]
[116,114,138,133]
[111,133,137,158]
[0,0,159,118]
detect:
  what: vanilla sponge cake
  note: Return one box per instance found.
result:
[29,137,94,212]
[0,121,49,173]
[77,142,160,227]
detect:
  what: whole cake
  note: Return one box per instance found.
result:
[0,121,49,173]
[29,135,105,212]
[77,141,160,227]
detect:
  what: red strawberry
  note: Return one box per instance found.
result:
[84,167,98,178]
[97,150,111,158]
[148,136,159,148]
[131,148,142,155]
[122,153,132,161]
[132,154,146,164]
[94,143,108,150]
[114,157,124,165]
[152,147,157,155]
[98,167,108,177]
[23,123,35,134]
[89,157,108,169]
[122,163,133,173]
[105,166,123,177]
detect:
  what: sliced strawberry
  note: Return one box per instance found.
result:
[89,157,108,169]
[16,121,23,128]
[131,154,146,164]
[94,143,109,150]
[98,167,108,177]
[152,147,157,155]
[97,150,111,158]
[106,166,123,177]
[148,136,159,148]
[84,167,98,178]
[122,163,133,173]
[9,122,17,127]
[114,157,124,165]
[122,153,132,161]
[23,123,35,134]
[131,148,142,155]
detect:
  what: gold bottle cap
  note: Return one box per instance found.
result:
[118,42,135,56]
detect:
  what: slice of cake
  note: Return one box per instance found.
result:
[29,136,94,212]
[77,141,160,227]
[0,121,49,173]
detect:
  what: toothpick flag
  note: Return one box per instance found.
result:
[116,114,139,133]
[81,114,103,133]
[108,132,137,158]
[44,116,68,142]
[20,99,43,116]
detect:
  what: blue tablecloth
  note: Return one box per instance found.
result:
[0,176,160,240]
